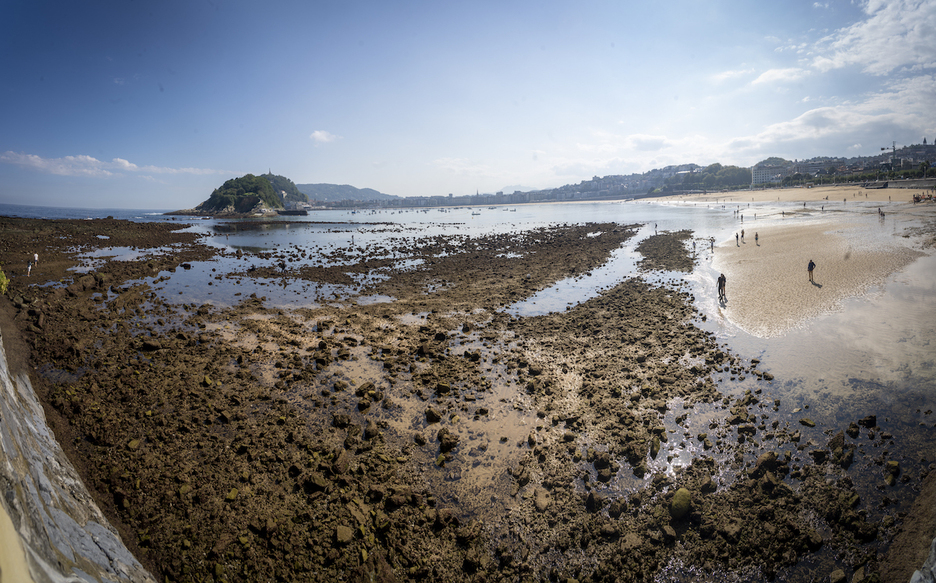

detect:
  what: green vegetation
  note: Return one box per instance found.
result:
[663,163,752,192]
[196,174,284,213]
[261,173,308,205]
[0,266,8,295]
[757,157,791,167]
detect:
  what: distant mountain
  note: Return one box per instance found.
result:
[261,173,308,204]
[196,174,283,213]
[296,183,396,202]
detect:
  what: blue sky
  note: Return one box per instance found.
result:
[1,0,933,209]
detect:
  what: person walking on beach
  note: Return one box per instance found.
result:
[717,273,727,302]
[755,232,759,246]
[34,253,38,265]
[735,233,739,246]
[808,259,816,283]
[741,229,745,242]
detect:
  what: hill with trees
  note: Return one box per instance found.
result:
[296,183,395,202]
[261,172,308,205]
[662,163,752,191]
[196,174,284,213]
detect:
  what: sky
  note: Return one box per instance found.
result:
[1,0,934,209]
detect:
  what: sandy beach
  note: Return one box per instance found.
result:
[713,221,923,337]
[658,183,932,204]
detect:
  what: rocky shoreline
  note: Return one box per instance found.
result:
[0,215,927,582]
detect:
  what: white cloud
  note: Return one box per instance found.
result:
[712,68,756,83]
[0,151,227,177]
[752,68,809,85]
[310,130,338,144]
[0,152,112,177]
[726,73,936,154]
[811,0,936,75]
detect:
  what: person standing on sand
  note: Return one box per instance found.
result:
[808,259,816,283]
[34,253,38,265]
[735,233,739,246]
[755,232,759,245]
[717,273,726,302]
[741,229,744,242]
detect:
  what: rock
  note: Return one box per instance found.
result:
[809,450,828,464]
[886,460,900,476]
[533,487,550,512]
[669,488,691,520]
[364,419,380,440]
[857,415,876,428]
[662,524,677,543]
[846,422,860,438]
[830,569,846,583]
[751,452,777,478]
[303,473,329,493]
[650,436,661,459]
[336,525,354,544]
[585,491,604,512]
[827,431,845,452]
[425,408,442,423]
[226,488,238,501]
[620,532,641,551]
[699,474,716,494]
[799,418,816,428]
[438,428,459,452]
[141,340,162,351]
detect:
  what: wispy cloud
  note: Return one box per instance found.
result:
[0,151,227,177]
[712,68,755,83]
[752,68,809,85]
[310,130,339,144]
[811,0,936,75]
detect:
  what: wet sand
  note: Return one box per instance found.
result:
[713,222,923,337]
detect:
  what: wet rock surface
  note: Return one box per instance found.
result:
[0,215,928,582]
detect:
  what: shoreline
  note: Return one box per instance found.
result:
[0,212,934,581]
[655,183,933,204]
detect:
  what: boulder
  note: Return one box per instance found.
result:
[669,488,691,520]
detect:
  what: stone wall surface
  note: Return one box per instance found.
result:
[0,323,154,583]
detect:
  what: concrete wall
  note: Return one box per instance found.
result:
[0,322,154,583]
